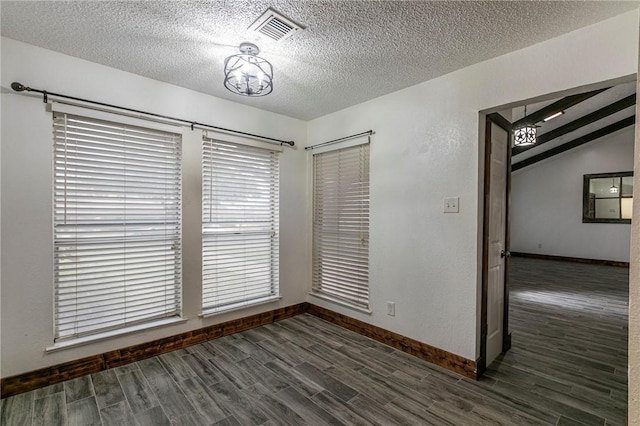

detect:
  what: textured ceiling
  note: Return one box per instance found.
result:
[1,1,638,120]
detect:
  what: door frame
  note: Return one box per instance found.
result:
[478,113,513,377]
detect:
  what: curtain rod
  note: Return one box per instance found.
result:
[305,130,374,151]
[10,82,295,147]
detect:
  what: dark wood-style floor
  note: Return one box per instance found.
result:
[0,258,628,425]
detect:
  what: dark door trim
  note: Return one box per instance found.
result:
[478,113,512,377]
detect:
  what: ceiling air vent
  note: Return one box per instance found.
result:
[248,8,303,42]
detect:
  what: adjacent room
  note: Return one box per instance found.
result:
[1,1,639,425]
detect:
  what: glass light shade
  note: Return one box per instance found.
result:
[224,43,273,97]
[513,125,537,146]
[610,178,619,193]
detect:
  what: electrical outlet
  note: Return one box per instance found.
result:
[387,301,395,316]
[444,197,459,213]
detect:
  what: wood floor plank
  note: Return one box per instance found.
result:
[236,357,289,393]
[211,415,242,426]
[311,390,373,426]
[204,379,269,425]
[271,386,343,425]
[144,372,195,422]
[138,357,168,378]
[384,398,449,426]
[67,396,101,426]
[348,394,417,426]
[91,369,125,409]
[64,375,94,403]
[33,383,63,400]
[210,352,257,389]
[117,370,159,415]
[180,352,225,386]
[176,377,227,423]
[113,363,139,376]
[254,392,308,426]
[0,390,33,426]
[331,343,396,377]
[99,401,136,426]
[134,405,170,426]
[256,338,306,366]
[357,366,438,408]
[214,337,250,362]
[268,321,317,348]
[158,350,196,383]
[324,365,395,405]
[225,337,277,364]
[170,410,214,426]
[263,358,324,397]
[32,392,67,426]
[305,342,364,370]
[294,361,359,402]
[454,377,560,424]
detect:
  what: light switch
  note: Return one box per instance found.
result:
[444,197,459,213]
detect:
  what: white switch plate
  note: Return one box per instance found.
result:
[387,301,395,316]
[444,197,459,213]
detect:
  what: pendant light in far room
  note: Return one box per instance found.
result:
[224,42,273,97]
[513,105,537,147]
[610,178,619,194]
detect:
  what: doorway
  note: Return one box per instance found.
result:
[479,79,636,375]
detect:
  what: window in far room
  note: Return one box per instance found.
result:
[583,171,633,223]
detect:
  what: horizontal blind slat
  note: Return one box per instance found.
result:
[202,138,279,312]
[313,143,370,308]
[54,112,182,342]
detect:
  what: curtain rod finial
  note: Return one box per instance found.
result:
[11,82,28,92]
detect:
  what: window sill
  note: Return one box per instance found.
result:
[308,292,372,315]
[200,295,282,318]
[46,317,187,353]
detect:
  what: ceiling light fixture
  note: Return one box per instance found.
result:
[610,178,619,194]
[224,43,273,97]
[543,111,564,122]
[513,105,537,147]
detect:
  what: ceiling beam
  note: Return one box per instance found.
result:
[512,88,608,128]
[512,115,635,172]
[513,93,636,156]
[487,113,512,131]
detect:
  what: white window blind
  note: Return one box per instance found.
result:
[202,138,279,314]
[53,111,182,342]
[312,141,370,309]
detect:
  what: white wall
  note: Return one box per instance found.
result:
[306,10,639,361]
[511,126,635,262]
[0,37,309,377]
[1,9,639,379]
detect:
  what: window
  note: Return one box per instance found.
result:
[53,106,182,342]
[202,136,280,314]
[583,172,633,224]
[312,140,370,310]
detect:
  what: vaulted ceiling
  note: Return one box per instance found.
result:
[505,82,636,171]
[1,1,637,120]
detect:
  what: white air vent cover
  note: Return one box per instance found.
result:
[248,8,303,42]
